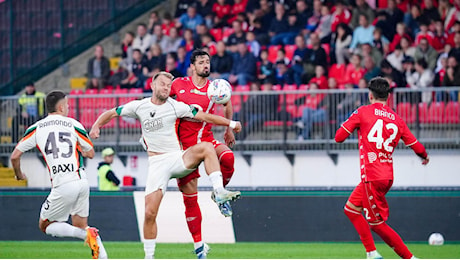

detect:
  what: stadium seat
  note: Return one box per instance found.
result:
[98,88,116,108]
[418,102,429,124]
[279,84,298,106]
[328,64,346,85]
[268,45,282,64]
[396,103,415,124]
[79,109,98,129]
[109,57,121,70]
[69,89,84,95]
[444,101,459,124]
[284,44,296,61]
[209,28,223,42]
[97,108,115,128]
[271,84,282,91]
[428,102,445,124]
[70,77,87,90]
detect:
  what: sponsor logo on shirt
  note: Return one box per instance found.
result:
[143,118,163,132]
[368,152,377,163]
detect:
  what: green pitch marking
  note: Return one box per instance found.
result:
[0,241,458,259]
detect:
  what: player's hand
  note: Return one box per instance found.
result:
[224,127,236,148]
[15,172,27,181]
[232,121,242,133]
[422,156,430,165]
[89,127,100,139]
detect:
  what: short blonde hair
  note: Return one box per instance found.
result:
[152,71,174,82]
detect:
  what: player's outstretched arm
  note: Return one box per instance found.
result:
[335,127,351,143]
[408,141,430,165]
[194,110,242,133]
[90,108,119,139]
[10,148,26,180]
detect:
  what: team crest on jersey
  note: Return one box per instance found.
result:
[150,111,156,117]
[191,89,207,95]
[179,90,185,93]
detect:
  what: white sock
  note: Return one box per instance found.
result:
[144,239,156,259]
[209,171,224,191]
[97,235,108,259]
[45,222,86,240]
[194,241,204,250]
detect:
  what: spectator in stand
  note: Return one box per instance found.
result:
[161,13,175,36]
[448,32,460,62]
[121,49,146,89]
[174,0,192,18]
[147,11,161,34]
[177,5,204,32]
[235,81,278,140]
[201,33,217,56]
[390,23,412,52]
[372,27,389,55]
[441,56,460,101]
[291,35,308,85]
[257,49,275,84]
[414,37,438,71]
[344,53,366,86]
[349,14,375,51]
[249,18,270,46]
[404,5,423,39]
[309,65,328,90]
[336,82,364,124]
[150,24,170,52]
[276,48,290,65]
[305,0,322,37]
[432,19,448,52]
[421,0,441,23]
[12,82,46,142]
[350,0,375,29]
[282,12,303,45]
[406,58,434,103]
[193,24,209,47]
[132,23,152,54]
[212,0,231,25]
[330,0,352,34]
[435,44,451,74]
[296,82,327,140]
[385,0,404,33]
[246,31,261,58]
[256,0,275,33]
[176,46,190,76]
[229,40,257,86]
[121,32,134,68]
[86,45,110,90]
[196,0,213,23]
[400,36,416,58]
[144,44,166,78]
[374,11,394,41]
[165,54,183,78]
[359,43,382,70]
[439,0,458,31]
[268,2,290,46]
[414,20,435,46]
[229,0,248,24]
[334,23,353,65]
[210,41,233,80]
[235,12,249,32]
[227,20,246,53]
[380,59,406,88]
[274,61,294,86]
[296,0,313,30]
[163,27,182,54]
[363,56,381,82]
[302,33,328,82]
[316,5,333,43]
[180,28,196,52]
[386,44,404,72]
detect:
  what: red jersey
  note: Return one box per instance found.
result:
[339,103,419,181]
[212,3,231,19]
[170,77,216,147]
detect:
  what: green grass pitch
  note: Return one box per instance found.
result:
[0,241,459,259]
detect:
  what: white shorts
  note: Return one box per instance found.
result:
[145,150,195,195]
[40,179,89,222]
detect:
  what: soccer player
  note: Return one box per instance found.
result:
[335,77,429,259]
[89,71,242,259]
[170,49,236,256]
[10,90,107,259]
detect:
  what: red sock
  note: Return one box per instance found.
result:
[371,222,413,259]
[183,193,202,243]
[344,205,376,252]
[219,150,234,187]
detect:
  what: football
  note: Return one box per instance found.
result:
[428,233,444,246]
[207,79,232,104]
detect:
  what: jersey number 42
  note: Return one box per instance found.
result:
[367,119,398,153]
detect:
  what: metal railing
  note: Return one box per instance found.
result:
[0,87,459,155]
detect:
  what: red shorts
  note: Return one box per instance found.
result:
[348,180,393,224]
[177,139,224,187]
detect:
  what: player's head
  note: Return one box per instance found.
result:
[102,147,115,164]
[190,49,211,78]
[151,71,174,102]
[46,90,68,116]
[368,77,390,102]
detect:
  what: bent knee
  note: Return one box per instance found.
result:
[39,219,51,233]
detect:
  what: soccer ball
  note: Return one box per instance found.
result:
[207,79,232,104]
[428,233,444,246]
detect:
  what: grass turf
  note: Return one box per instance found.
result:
[0,241,459,259]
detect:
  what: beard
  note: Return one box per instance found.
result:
[197,70,210,78]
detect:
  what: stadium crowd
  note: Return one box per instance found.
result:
[80,0,460,139]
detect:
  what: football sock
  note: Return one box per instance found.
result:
[183,192,202,243]
[344,205,376,252]
[45,222,86,240]
[371,222,413,259]
[219,150,235,187]
[194,241,204,251]
[144,239,156,259]
[209,171,224,191]
[96,234,108,259]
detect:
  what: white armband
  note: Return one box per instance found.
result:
[229,120,237,129]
